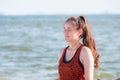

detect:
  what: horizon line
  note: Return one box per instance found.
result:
[0,13,120,16]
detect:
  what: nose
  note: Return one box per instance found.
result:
[64,30,68,36]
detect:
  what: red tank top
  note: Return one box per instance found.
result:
[58,45,85,80]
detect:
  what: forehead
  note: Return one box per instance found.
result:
[64,22,76,29]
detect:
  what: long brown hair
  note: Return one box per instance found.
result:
[65,16,100,69]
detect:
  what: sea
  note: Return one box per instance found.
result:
[0,14,120,80]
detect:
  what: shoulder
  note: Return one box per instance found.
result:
[81,46,92,55]
[80,46,94,63]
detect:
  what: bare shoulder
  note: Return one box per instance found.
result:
[80,46,94,63]
[81,46,92,55]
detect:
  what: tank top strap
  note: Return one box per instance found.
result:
[77,44,84,56]
[74,44,84,61]
[60,46,69,61]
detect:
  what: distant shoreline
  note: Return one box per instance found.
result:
[0,13,120,17]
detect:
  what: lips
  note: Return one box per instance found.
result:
[65,36,69,38]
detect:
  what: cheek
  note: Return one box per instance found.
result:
[69,31,75,36]
[72,32,80,38]
[69,32,77,38]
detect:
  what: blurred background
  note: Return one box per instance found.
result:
[0,0,120,80]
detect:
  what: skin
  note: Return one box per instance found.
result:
[59,22,94,80]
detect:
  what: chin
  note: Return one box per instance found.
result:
[65,39,68,42]
[65,40,69,42]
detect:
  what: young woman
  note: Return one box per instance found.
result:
[58,16,100,80]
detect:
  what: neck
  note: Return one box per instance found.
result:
[69,40,81,50]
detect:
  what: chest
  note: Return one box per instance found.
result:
[65,50,77,61]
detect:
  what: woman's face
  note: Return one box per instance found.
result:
[64,22,80,42]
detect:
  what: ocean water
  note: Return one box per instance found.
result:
[0,14,120,80]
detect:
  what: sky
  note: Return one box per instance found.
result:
[0,0,120,15]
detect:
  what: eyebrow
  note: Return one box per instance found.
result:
[64,26,71,29]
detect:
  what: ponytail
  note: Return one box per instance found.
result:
[79,16,100,69]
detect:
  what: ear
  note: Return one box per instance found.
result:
[78,29,83,37]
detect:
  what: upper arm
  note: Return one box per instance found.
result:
[80,47,94,80]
